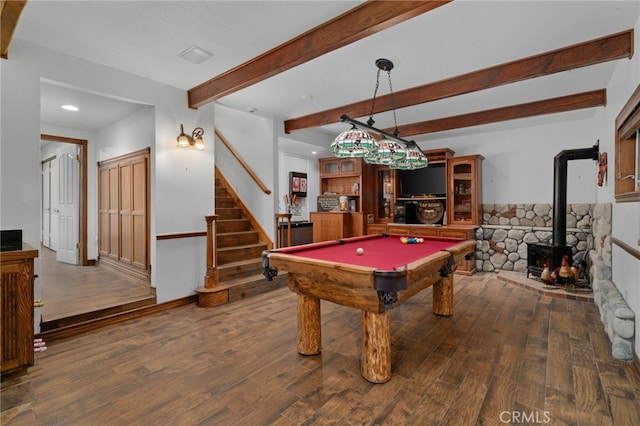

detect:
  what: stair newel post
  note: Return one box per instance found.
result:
[196,214,228,307]
[204,214,219,288]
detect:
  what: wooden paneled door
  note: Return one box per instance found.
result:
[98,148,150,280]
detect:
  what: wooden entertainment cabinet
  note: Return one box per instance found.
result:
[1,244,38,379]
[313,148,482,274]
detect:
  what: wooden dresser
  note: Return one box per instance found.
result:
[1,244,38,379]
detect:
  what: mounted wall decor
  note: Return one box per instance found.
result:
[598,152,607,186]
[289,172,307,198]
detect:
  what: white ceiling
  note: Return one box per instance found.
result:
[13,1,640,156]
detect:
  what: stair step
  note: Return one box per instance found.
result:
[216,207,243,220]
[216,219,251,233]
[215,186,230,197]
[217,243,268,265]
[217,258,265,282]
[215,197,235,208]
[226,272,288,303]
[217,231,259,248]
[213,171,283,303]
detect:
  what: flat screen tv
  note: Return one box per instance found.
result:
[398,163,446,198]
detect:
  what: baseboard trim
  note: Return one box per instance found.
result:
[36,295,197,342]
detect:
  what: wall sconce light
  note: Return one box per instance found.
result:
[177,124,205,150]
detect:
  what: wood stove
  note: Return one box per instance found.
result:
[526,242,572,278]
[526,144,599,280]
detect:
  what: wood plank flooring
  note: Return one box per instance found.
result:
[5,273,640,425]
[39,246,155,322]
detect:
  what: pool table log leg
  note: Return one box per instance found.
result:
[361,310,391,383]
[432,274,454,316]
[297,294,321,355]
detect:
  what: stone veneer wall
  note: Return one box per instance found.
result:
[477,203,633,360]
[475,204,593,273]
[587,204,634,360]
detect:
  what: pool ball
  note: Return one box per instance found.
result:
[356,248,364,255]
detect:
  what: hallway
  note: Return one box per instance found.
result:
[39,246,155,328]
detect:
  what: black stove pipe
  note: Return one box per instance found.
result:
[552,143,599,247]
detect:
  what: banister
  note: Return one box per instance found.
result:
[215,128,272,195]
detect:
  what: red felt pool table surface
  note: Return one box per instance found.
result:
[273,233,463,271]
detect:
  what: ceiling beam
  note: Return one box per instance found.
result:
[382,89,606,137]
[284,29,633,133]
[187,0,451,109]
[1,0,27,59]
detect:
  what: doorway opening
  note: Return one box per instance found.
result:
[39,135,155,332]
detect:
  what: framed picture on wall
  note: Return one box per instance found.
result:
[289,172,307,198]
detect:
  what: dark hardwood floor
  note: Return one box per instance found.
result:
[38,246,155,324]
[3,273,640,425]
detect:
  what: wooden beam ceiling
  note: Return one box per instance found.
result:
[187,0,451,109]
[284,29,633,134]
[383,89,607,137]
[1,0,27,59]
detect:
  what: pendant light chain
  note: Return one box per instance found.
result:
[368,68,382,127]
[332,58,429,169]
[387,70,400,137]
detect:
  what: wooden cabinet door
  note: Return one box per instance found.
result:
[1,248,37,376]
[447,155,483,226]
[98,148,150,280]
[320,158,361,177]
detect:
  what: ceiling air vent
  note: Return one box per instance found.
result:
[178,46,213,65]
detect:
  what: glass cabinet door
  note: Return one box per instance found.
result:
[447,154,482,226]
[322,160,340,176]
[375,168,393,220]
[452,162,473,223]
[340,159,357,174]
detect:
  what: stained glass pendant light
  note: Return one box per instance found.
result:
[390,144,429,170]
[330,125,377,157]
[364,139,405,165]
[335,58,428,169]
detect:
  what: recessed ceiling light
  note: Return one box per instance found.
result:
[311,151,317,155]
[61,105,79,111]
[178,46,214,65]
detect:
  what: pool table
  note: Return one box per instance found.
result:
[262,233,475,383]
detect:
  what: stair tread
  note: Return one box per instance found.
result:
[222,272,270,287]
[217,243,267,252]
[217,230,257,236]
[217,257,263,269]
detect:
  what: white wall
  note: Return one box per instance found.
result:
[597,14,640,356]
[416,111,600,205]
[1,41,216,327]
[214,104,276,238]
[278,152,314,221]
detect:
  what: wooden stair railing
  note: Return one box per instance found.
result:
[215,128,271,195]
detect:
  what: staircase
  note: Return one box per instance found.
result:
[214,172,286,302]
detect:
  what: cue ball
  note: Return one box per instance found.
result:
[356,248,364,255]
